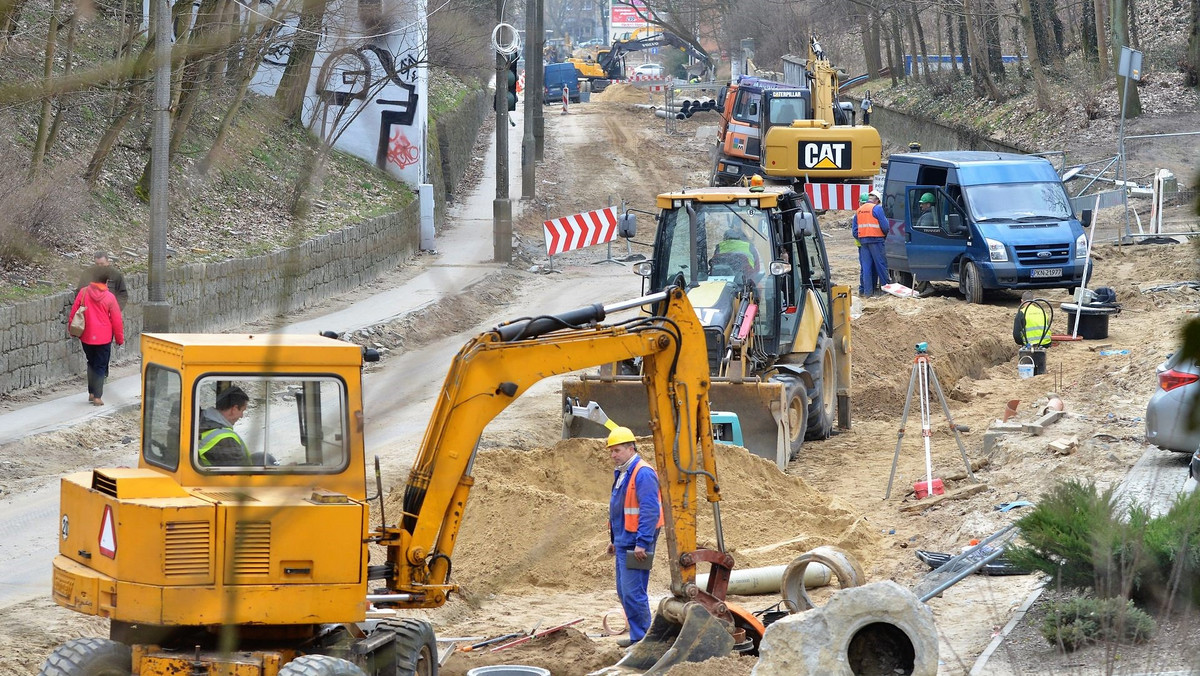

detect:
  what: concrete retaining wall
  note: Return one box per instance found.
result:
[848,97,1028,154]
[0,88,488,397]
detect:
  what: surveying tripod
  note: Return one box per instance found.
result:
[884,342,978,499]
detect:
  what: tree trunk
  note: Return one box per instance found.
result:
[914,6,933,83]
[199,13,275,174]
[1081,0,1098,62]
[957,6,972,75]
[980,0,1005,79]
[44,10,78,156]
[965,0,1004,98]
[947,9,960,76]
[1095,0,1111,77]
[884,24,898,85]
[890,6,907,80]
[0,0,28,49]
[861,10,883,77]
[904,5,921,80]
[1110,0,1141,116]
[1128,0,1139,48]
[1185,0,1198,86]
[1019,0,1052,108]
[1031,0,1065,67]
[30,0,62,176]
[85,39,156,185]
[276,0,325,120]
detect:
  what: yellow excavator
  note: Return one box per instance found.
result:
[42,287,762,675]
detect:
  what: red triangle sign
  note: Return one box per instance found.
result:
[98,504,116,559]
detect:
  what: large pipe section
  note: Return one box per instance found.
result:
[696,561,831,595]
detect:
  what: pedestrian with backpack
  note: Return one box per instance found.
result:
[68,267,125,406]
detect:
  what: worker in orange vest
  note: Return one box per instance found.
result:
[852,190,891,296]
[606,426,663,648]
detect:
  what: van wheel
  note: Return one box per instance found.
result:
[893,270,913,288]
[802,333,835,441]
[962,261,984,304]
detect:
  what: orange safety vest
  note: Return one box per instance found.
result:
[623,458,665,532]
[856,203,885,239]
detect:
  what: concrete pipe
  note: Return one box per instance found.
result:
[695,562,830,595]
[653,110,686,120]
[780,546,866,613]
[752,581,939,676]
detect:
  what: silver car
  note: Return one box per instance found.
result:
[1145,350,1200,453]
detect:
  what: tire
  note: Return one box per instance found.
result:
[280,655,367,676]
[962,261,984,304]
[802,333,835,441]
[773,374,807,461]
[39,638,131,676]
[377,618,437,676]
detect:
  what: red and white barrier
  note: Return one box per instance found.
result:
[803,183,871,211]
[543,207,618,257]
[626,75,670,83]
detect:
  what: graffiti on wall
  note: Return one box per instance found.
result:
[247,0,428,185]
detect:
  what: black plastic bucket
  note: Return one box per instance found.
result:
[1061,303,1118,340]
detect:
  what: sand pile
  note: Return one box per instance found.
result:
[850,300,1015,419]
[592,83,649,103]
[440,627,622,676]
[395,437,879,597]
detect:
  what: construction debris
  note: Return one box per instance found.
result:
[900,484,989,513]
[1048,436,1080,455]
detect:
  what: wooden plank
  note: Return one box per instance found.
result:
[900,483,988,513]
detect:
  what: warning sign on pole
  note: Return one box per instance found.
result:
[98,504,116,559]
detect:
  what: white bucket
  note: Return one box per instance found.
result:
[1018,356,1035,379]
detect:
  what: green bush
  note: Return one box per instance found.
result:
[1011,480,1200,609]
[1040,596,1156,652]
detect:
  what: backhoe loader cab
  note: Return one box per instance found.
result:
[564,186,852,470]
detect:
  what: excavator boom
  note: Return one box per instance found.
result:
[387,287,741,671]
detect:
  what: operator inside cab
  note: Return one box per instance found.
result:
[711,223,764,282]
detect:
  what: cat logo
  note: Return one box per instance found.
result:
[800,142,851,170]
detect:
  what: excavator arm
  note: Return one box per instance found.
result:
[378,289,739,669]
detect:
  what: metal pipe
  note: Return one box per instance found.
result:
[603,290,670,314]
[367,594,416,602]
[918,546,1007,602]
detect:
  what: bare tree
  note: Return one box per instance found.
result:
[1185,0,1198,86]
[30,0,64,175]
[1094,0,1110,77]
[1018,0,1051,108]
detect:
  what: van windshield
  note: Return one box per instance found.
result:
[964,182,1072,221]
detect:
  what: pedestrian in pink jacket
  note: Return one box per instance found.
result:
[68,267,125,406]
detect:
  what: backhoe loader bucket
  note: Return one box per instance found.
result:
[596,602,736,675]
[563,377,790,469]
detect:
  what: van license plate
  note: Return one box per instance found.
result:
[1030,268,1062,278]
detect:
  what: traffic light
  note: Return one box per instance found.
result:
[505,54,519,111]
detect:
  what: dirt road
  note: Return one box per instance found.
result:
[2,96,1197,675]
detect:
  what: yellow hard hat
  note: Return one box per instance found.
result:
[606,426,637,448]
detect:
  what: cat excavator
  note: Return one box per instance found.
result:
[42,287,760,675]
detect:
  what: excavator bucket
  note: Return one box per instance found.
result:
[563,377,790,469]
[606,602,736,675]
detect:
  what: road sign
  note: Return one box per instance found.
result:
[1118,46,1142,81]
[98,504,116,559]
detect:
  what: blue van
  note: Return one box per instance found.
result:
[882,151,1089,303]
[544,63,580,104]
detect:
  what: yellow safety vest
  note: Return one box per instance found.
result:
[1021,304,1051,347]
[198,427,250,466]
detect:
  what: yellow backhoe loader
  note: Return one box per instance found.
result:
[563,183,852,469]
[42,287,764,675]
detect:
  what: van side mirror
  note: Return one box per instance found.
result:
[1080,209,1092,228]
[946,213,963,234]
[618,213,637,238]
[793,212,815,237]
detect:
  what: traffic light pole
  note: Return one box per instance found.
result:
[520,0,536,200]
[492,3,512,262]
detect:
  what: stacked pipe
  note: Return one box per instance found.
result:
[647,97,718,120]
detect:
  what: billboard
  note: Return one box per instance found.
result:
[610,0,649,28]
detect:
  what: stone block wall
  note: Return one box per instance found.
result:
[847,97,1027,155]
[0,205,420,396]
[436,89,489,206]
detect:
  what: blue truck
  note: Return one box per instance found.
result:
[882,151,1090,303]
[544,62,580,104]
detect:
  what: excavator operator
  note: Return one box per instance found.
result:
[711,224,763,282]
